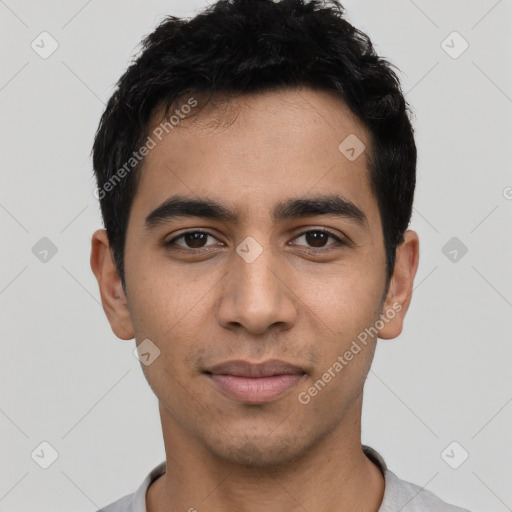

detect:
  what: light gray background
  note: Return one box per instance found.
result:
[1,1,511,511]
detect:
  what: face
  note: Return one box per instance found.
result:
[91,87,418,467]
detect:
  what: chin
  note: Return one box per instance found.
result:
[205,432,315,468]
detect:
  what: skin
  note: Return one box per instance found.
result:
[90,87,419,512]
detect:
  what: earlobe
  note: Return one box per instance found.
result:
[90,229,134,340]
[378,230,420,340]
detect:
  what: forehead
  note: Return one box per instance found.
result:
[130,87,379,229]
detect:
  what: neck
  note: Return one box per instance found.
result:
[147,399,385,512]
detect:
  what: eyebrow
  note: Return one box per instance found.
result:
[145,193,368,230]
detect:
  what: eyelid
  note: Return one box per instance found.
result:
[165,227,348,252]
[166,229,220,249]
[290,228,348,252]
[292,227,344,243]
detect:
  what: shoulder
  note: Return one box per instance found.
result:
[96,492,134,512]
[381,469,473,512]
[362,445,472,512]
[95,460,166,512]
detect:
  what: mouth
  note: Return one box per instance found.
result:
[204,359,307,404]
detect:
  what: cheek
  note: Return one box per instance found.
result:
[299,282,381,409]
[301,266,383,336]
[128,254,200,326]
[127,264,217,373]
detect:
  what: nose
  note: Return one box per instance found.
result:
[216,241,298,336]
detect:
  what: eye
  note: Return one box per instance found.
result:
[165,230,220,251]
[164,228,346,253]
[291,228,345,252]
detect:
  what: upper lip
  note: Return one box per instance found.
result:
[205,359,306,378]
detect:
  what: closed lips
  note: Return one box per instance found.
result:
[204,359,307,378]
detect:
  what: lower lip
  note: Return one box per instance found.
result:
[207,373,305,404]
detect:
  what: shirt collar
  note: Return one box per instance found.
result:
[132,445,390,512]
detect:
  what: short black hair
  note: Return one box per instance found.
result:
[92,0,416,293]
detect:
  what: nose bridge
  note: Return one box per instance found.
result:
[217,236,296,334]
[234,236,280,307]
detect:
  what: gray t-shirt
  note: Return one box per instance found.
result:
[97,445,472,512]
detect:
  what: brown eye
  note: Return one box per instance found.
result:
[293,229,344,251]
[304,231,330,247]
[182,232,209,249]
[165,230,218,250]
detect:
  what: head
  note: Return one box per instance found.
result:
[91,0,419,467]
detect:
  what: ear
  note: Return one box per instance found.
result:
[378,230,420,340]
[90,229,134,340]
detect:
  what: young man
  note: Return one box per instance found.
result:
[90,1,471,510]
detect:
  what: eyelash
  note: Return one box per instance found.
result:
[165,228,346,254]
